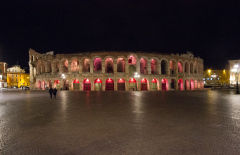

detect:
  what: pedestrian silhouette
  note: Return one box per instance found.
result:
[53,88,57,99]
[49,87,53,99]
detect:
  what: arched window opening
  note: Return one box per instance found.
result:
[195,80,198,90]
[161,60,167,74]
[151,59,158,74]
[94,58,102,72]
[162,79,168,90]
[170,60,176,74]
[63,80,69,90]
[128,55,137,75]
[62,60,68,73]
[141,78,148,90]
[117,58,125,72]
[73,79,80,90]
[47,61,51,73]
[190,79,194,90]
[185,62,189,73]
[105,58,114,73]
[129,78,137,91]
[83,59,90,72]
[106,78,114,91]
[54,80,60,89]
[178,61,183,73]
[190,63,193,73]
[83,79,91,90]
[170,79,175,90]
[140,58,147,74]
[151,79,158,90]
[178,79,183,90]
[38,80,41,89]
[71,59,79,72]
[117,79,125,90]
[42,62,45,73]
[94,79,102,91]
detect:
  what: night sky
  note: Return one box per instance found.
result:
[1,0,240,72]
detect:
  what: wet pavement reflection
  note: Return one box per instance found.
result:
[0,89,240,154]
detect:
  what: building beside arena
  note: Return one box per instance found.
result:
[28,49,204,91]
[7,65,30,88]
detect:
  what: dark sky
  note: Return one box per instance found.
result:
[1,0,240,71]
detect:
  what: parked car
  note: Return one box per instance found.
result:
[229,85,235,89]
[13,86,18,88]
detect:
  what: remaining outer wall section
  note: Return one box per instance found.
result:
[29,49,204,91]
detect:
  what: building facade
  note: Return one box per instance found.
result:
[229,59,240,85]
[29,49,204,91]
[7,65,30,88]
[0,62,8,88]
[203,69,230,86]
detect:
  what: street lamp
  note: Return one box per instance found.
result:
[231,64,239,94]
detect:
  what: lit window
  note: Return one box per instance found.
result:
[16,75,18,77]
[218,78,219,80]
[203,78,205,80]
[12,78,14,81]
[12,74,14,77]
[207,78,209,80]
[210,78,212,80]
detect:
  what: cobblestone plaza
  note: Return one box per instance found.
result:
[1,89,240,154]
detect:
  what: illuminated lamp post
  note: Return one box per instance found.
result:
[231,64,239,94]
[134,72,140,91]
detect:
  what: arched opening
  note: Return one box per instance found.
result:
[141,78,148,90]
[105,58,114,73]
[140,58,147,74]
[117,58,125,72]
[178,79,183,90]
[82,59,90,72]
[178,61,183,73]
[190,63,193,73]
[54,80,60,89]
[54,61,59,73]
[83,79,91,91]
[128,55,136,75]
[71,59,79,72]
[170,79,175,90]
[48,80,52,88]
[94,58,102,72]
[185,80,189,90]
[151,59,158,74]
[129,78,137,91]
[170,60,176,74]
[42,62,45,73]
[63,80,69,90]
[105,78,114,91]
[38,80,41,89]
[185,62,189,73]
[46,61,51,73]
[161,60,167,74]
[162,79,168,90]
[117,79,125,90]
[73,79,79,90]
[94,79,102,91]
[195,80,198,90]
[42,81,46,90]
[190,79,194,90]
[62,59,68,73]
[151,79,158,90]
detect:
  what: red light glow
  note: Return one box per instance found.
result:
[118,78,125,83]
[73,79,79,83]
[106,78,114,83]
[84,79,91,83]
[152,79,157,83]
[129,78,136,83]
[94,79,102,83]
[141,78,147,83]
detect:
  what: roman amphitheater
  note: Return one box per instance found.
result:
[29,49,204,91]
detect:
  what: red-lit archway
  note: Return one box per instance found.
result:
[73,79,80,90]
[94,79,102,91]
[195,80,198,90]
[54,80,60,89]
[190,79,194,90]
[162,79,168,90]
[106,78,114,91]
[38,80,41,89]
[117,79,125,90]
[129,78,137,91]
[141,78,148,90]
[152,79,158,90]
[41,81,45,90]
[178,79,183,90]
[83,79,91,91]
[185,80,189,90]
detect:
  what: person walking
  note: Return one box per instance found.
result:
[49,87,53,99]
[53,87,57,99]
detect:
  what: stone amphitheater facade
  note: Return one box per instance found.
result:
[29,49,204,91]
